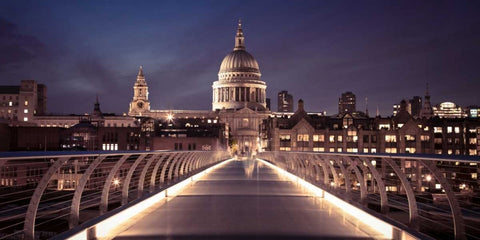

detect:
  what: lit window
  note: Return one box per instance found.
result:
[385,135,397,142]
[337,136,343,142]
[378,124,390,130]
[313,135,324,142]
[279,147,291,151]
[405,148,416,153]
[297,134,309,142]
[8,101,12,106]
[337,147,342,152]
[24,100,28,106]
[24,109,28,113]
[329,135,335,142]
[363,148,369,153]
[421,135,430,141]
[447,126,452,133]
[469,149,477,156]
[385,147,397,153]
[469,138,477,144]
[313,147,324,152]
[454,127,460,134]
[280,135,291,141]
[405,135,415,141]
[329,147,335,152]
[434,127,442,133]
[23,117,28,122]
[472,173,477,179]
[207,119,212,123]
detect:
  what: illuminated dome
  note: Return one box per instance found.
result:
[212,20,267,111]
[219,50,260,74]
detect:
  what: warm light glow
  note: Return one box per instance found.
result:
[426,175,432,182]
[66,158,234,240]
[257,158,398,240]
[167,113,174,121]
[113,179,120,186]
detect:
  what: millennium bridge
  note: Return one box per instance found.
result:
[0,151,479,239]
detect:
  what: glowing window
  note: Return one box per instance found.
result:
[447,126,452,133]
[24,100,28,106]
[385,135,397,142]
[280,135,291,141]
[405,148,416,153]
[24,109,28,113]
[313,135,324,142]
[421,135,430,141]
[454,127,460,134]
[297,134,309,142]
[329,135,335,142]
[434,127,442,133]
[23,117,28,122]
[8,101,12,106]
[405,135,415,141]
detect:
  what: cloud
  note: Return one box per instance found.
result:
[0,17,48,68]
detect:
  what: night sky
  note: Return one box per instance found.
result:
[1,1,479,116]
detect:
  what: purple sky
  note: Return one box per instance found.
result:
[1,1,479,116]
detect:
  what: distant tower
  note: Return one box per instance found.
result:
[277,90,293,112]
[129,66,151,116]
[92,95,103,118]
[420,83,433,119]
[338,91,356,114]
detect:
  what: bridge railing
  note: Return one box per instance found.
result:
[0,150,230,240]
[257,151,480,240]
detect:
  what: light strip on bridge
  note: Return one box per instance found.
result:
[257,158,395,240]
[67,158,234,240]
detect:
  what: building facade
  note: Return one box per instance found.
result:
[0,80,46,123]
[262,100,480,156]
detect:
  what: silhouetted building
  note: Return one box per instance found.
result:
[338,91,356,114]
[277,90,293,112]
[393,96,422,117]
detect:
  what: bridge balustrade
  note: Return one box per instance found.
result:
[0,150,229,240]
[257,151,480,240]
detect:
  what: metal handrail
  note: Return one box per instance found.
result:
[257,151,480,240]
[0,150,230,240]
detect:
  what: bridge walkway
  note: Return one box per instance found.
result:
[112,159,380,239]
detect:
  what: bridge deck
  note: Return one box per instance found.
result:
[113,159,378,239]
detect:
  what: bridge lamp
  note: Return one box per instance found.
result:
[113,178,120,190]
[425,175,432,192]
[371,160,376,166]
[167,113,174,122]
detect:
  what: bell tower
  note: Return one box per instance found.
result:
[129,66,151,116]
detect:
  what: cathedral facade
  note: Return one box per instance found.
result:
[128,21,269,154]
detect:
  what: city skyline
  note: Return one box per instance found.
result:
[1,1,479,115]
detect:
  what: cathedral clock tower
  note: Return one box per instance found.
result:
[129,66,151,116]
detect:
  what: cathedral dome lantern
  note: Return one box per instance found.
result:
[213,20,267,111]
